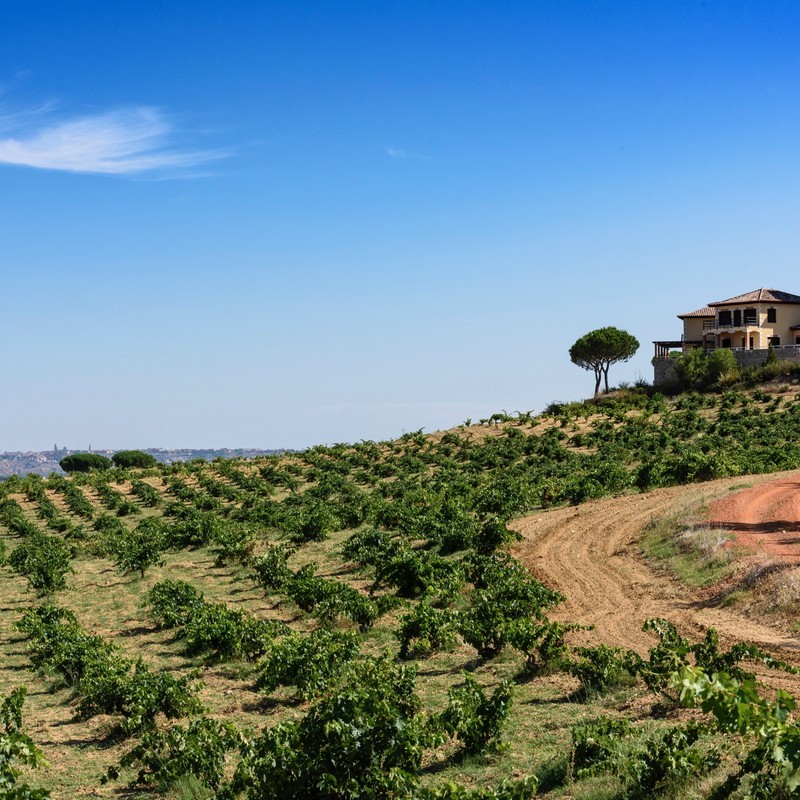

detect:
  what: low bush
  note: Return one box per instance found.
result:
[0,687,51,799]
[250,545,294,591]
[229,656,437,800]
[109,517,168,578]
[15,604,202,734]
[255,629,361,699]
[59,453,112,473]
[396,602,459,659]
[567,644,637,697]
[129,479,161,507]
[571,716,632,778]
[146,580,205,629]
[112,450,158,469]
[433,674,514,756]
[146,580,286,661]
[9,533,73,596]
[110,716,242,792]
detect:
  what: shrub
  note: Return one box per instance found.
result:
[571,716,632,777]
[285,501,338,543]
[229,656,437,800]
[9,533,73,595]
[341,527,397,565]
[15,604,202,734]
[396,602,459,659]
[255,629,361,699]
[372,547,465,604]
[567,644,637,697]
[419,778,538,799]
[507,618,581,674]
[628,618,795,701]
[130,479,161,507]
[167,509,224,549]
[767,343,778,365]
[59,483,95,518]
[676,348,740,391]
[112,450,158,469]
[0,687,51,799]
[250,545,295,592]
[622,723,718,796]
[109,517,168,578]
[15,604,102,683]
[458,554,564,658]
[433,673,514,755]
[707,348,739,387]
[284,565,392,631]
[75,654,202,734]
[474,516,521,554]
[111,716,242,791]
[181,603,284,661]
[147,580,205,629]
[146,584,288,662]
[59,453,112,473]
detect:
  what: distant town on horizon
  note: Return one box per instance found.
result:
[0,447,290,479]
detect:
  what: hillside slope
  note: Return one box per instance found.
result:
[5,385,800,798]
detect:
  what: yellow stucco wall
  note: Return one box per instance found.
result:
[689,302,800,349]
[681,317,709,342]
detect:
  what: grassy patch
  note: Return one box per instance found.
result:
[642,515,737,587]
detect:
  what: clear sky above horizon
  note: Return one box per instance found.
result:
[4,1,800,451]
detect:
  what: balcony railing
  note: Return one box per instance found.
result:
[653,343,800,360]
[703,319,759,330]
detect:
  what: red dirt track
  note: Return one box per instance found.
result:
[707,478,800,562]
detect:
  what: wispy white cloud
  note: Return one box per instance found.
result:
[0,105,228,176]
[385,145,430,161]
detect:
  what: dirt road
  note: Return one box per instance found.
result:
[708,477,800,562]
[511,471,800,687]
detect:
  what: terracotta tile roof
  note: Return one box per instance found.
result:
[677,306,714,318]
[709,288,800,306]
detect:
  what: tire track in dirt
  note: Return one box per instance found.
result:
[708,478,800,562]
[511,471,800,690]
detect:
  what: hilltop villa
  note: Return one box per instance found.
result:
[653,288,800,386]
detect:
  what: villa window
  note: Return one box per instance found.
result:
[718,310,732,326]
[733,309,742,326]
[744,307,757,325]
[721,338,731,348]
[767,308,777,323]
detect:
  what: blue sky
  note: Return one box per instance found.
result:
[4,1,800,451]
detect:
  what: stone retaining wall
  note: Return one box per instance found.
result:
[653,347,800,388]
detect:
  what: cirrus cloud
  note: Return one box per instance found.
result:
[0,105,228,176]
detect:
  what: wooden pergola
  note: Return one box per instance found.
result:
[652,340,702,358]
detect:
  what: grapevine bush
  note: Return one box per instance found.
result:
[255,628,361,699]
[9,533,73,595]
[0,687,51,799]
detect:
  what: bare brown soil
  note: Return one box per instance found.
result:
[511,472,800,691]
[707,477,800,562]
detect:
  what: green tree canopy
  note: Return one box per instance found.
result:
[112,450,157,469]
[59,453,113,473]
[677,348,739,391]
[569,327,640,396]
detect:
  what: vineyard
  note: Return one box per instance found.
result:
[5,385,800,798]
